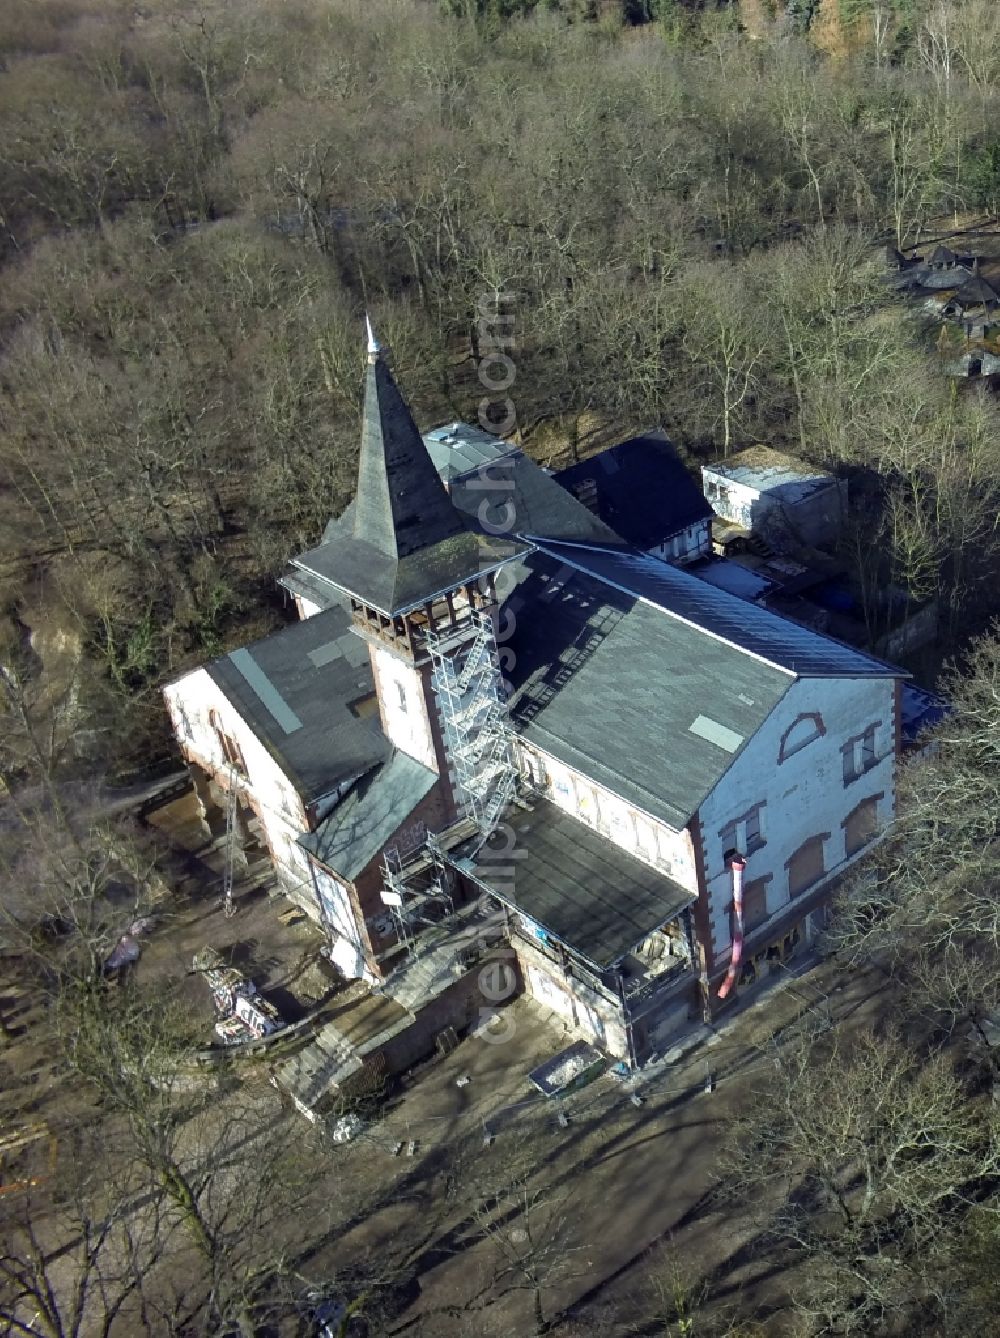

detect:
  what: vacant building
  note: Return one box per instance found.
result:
[552,431,713,564]
[164,328,905,1065]
[702,447,847,552]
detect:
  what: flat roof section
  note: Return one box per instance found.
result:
[469,800,695,970]
[704,446,836,505]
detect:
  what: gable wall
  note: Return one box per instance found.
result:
[164,668,313,898]
[694,674,897,962]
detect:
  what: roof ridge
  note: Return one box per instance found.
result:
[530,539,906,681]
[527,537,796,676]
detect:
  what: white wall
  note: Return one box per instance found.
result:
[520,743,699,894]
[163,668,316,904]
[312,865,375,981]
[696,675,897,959]
[649,520,711,566]
[295,596,322,620]
[702,469,758,530]
[369,643,440,772]
[702,468,844,548]
[519,950,628,1059]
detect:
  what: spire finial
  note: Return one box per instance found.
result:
[365,312,381,363]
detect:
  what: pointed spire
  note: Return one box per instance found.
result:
[365,312,380,363]
[292,327,528,615]
[354,334,470,562]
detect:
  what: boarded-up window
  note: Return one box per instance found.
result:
[787,835,826,898]
[209,710,247,775]
[743,878,770,933]
[844,796,880,857]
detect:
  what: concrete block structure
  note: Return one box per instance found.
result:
[702,446,847,551]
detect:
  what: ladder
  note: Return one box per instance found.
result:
[221,766,238,919]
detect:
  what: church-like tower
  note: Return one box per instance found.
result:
[292,323,527,822]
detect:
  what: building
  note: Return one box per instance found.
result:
[552,431,713,564]
[164,326,906,1067]
[702,446,847,552]
[884,241,1000,379]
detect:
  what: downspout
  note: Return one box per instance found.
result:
[717,854,747,1002]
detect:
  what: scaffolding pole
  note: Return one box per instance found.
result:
[221,764,239,918]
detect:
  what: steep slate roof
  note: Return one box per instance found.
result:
[552,431,712,548]
[470,800,695,969]
[206,604,388,803]
[354,354,469,561]
[954,274,1000,310]
[535,541,905,679]
[505,552,793,829]
[299,751,437,881]
[448,450,625,546]
[291,347,527,615]
[504,542,903,829]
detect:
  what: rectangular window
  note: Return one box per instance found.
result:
[742,878,770,934]
[788,835,826,898]
[720,802,766,860]
[842,724,879,785]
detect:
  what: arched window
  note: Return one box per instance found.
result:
[778,712,825,764]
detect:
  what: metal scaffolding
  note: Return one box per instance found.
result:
[378,608,516,958]
[381,829,455,957]
[424,607,517,835]
[221,764,239,919]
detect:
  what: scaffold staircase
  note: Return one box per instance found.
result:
[378,609,516,968]
[424,607,517,836]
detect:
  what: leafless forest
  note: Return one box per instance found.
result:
[5,2,1000,1335]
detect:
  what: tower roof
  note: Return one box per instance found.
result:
[354,342,470,561]
[291,326,527,615]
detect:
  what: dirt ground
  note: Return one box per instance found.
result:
[140,787,334,1031]
[288,955,889,1336]
[2,779,890,1334]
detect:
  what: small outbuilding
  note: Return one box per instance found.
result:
[701,447,847,552]
[553,431,713,564]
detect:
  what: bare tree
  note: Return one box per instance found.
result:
[465,1167,583,1336]
[723,1019,1000,1335]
